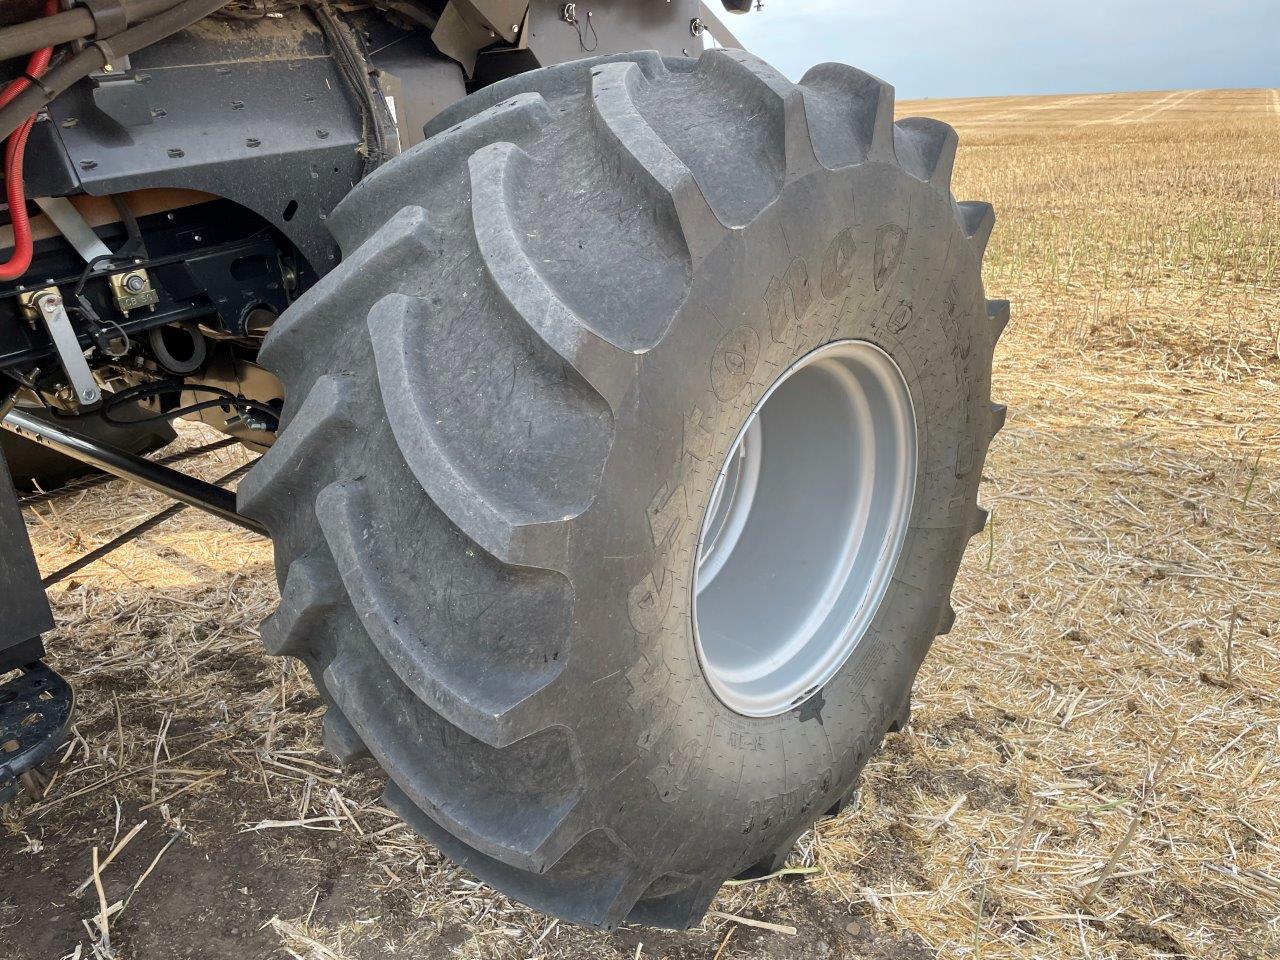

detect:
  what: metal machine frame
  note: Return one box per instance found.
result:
[0,0,752,789]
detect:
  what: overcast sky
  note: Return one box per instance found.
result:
[726,1,1279,99]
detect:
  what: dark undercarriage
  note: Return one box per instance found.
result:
[0,0,740,794]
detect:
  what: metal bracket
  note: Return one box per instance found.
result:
[109,267,159,315]
[81,0,130,40]
[16,287,51,322]
[92,73,154,128]
[434,0,528,76]
[31,289,101,407]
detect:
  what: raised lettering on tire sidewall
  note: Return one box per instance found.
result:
[613,162,987,876]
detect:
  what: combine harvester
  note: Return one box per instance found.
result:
[0,0,1006,928]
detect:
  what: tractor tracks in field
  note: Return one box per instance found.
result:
[1080,89,1198,127]
[969,93,1099,124]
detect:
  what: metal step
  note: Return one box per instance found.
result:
[0,662,73,805]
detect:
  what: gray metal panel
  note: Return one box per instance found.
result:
[44,17,365,275]
[370,34,468,149]
[0,452,53,659]
[522,0,702,64]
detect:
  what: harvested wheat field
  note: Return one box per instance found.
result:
[2,87,1278,960]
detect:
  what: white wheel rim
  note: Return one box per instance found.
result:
[692,340,918,717]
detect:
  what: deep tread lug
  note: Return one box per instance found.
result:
[259,554,344,657]
[329,93,553,253]
[425,51,669,140]
[627,875,722,930]
[734,825,809,880]
[990,402,1008,438]
[468,140,642,405]
[937,603,957,636]
[893,116,958,189]
[325,650,583,871]
[322,706,371,766]
[363,294,576,571]
[238,374,357,525]
[588,61,725,261]
[958,200,996,258]
[699,48,818,178]
[987,298,1011,341]
[386,782,640,930]
[315,479,567,747]
[258,207,443,381]
[798,62,896,165]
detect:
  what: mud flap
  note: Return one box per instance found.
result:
[0,449,52,667]
[0,449,65,804]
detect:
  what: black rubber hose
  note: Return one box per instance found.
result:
[0,0,186,61]
[0,0,227,142]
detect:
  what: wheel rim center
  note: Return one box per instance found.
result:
[691,340,918,717]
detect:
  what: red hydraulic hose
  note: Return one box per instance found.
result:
[0,0,59,282]
[0,116,38,281]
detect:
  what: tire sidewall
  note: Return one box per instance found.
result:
[576,160,988,876]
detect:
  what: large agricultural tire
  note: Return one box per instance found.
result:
[239,49,1007,929]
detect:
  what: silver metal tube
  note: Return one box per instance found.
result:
[698,3,747,50]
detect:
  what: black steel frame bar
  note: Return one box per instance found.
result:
[1,408,266,536]
[18,436,238,507]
